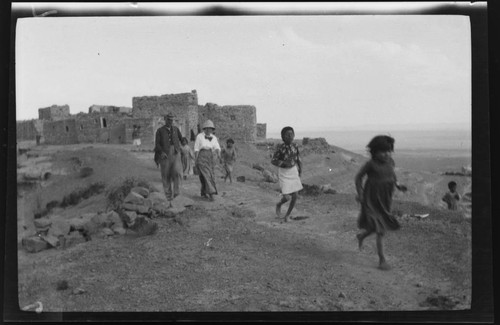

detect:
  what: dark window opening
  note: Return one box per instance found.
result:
[80,124,83,130]
[65,126,69,132]
[101,117,107,128]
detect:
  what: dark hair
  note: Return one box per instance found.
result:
[226,138,235,145]
[181,137,188,144]
[367,135,395,156]
[281,126,294,141]
[448,181,457,190]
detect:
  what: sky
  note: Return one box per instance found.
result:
[15,3,472,133]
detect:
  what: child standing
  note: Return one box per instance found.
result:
[355,135,407,270]
[271,126,303,222]
[180,137,195,180]
[220,139,237,183]
[442,181,460,210]
[132,125,141,150]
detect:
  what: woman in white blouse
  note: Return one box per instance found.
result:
[194,120,221,201]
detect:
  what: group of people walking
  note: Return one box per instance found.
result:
[154,113,236,202]
[153,112,463,271]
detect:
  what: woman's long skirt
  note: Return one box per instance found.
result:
[196,149,218,196]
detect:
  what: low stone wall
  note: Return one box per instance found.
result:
[198,104,257,143]
[38,105,70,121]
[43,119,78,145]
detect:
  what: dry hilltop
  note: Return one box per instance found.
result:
[14,137,471,313]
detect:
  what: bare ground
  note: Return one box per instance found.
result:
[16,142,471,312]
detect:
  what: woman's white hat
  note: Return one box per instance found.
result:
[202,120,215,129]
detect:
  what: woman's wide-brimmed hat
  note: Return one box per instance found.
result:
[202,120,215,130]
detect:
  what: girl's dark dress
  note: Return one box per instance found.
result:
[357,157,400,235]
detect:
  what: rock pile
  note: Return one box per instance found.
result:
[22,186,195,253]
[252,163,278,183]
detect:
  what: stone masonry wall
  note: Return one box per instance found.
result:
[43,119,78,145]
[198,104,257,143]
[132,90,198,141]
[16,120,38,141]
[38,105,70,121]
[256,123,267,139]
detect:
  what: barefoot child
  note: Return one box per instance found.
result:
[442,181,460,210]
[271,126,303,222]
[355,135,407,270]
[180,137,195,180]
[220,138,237,183]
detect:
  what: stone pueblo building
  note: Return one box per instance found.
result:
[16,90,267,145]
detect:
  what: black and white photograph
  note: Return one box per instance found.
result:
[4,1,493,322]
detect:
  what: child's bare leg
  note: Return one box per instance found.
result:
[376,234,390,270]
[356,230,373,250]
[283,193,297,222]
[229,173,233,184]
[276,195,289,217]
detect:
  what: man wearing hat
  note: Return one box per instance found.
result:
[154,112,184,200]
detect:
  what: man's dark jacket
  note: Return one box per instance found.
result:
[154,125,183,166]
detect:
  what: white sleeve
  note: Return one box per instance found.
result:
[194,134,202,152]
[213,136,221,151]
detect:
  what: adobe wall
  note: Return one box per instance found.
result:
[43,119,78,145]
[38,105,70,121]
[89,105,132,114]
[198,103,257,142]
[256,123,267,139]
[132,90,198,140]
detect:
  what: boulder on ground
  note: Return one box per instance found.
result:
[68,213,95,231]
[171,195,194,209]
[47,217,71,238]
[122,211,137,226]
[262,170,278,183]
[252,163,265,172]
[148,192,167,203]
[91,213,110,227]
[236,176,246,182]
[122,203,149,214]
[22,236,49,253]
[101,228,114,236]
[131,187,150,198]
[41,234,59,247]
[34,217,52,229]
[106,211,123,228]
[123,191,145,205]
[66,231,86,247]
[231,206,257,219]
[111,225,126,235]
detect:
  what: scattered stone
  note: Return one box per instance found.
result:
[416,282,423,288]
[101,228,114,236]
[56,280,69,291]
[106,211,123,228]
[112,226,126,235]
[262,170,278,183]
[122,203,149,214]
[47,218,71,237]
[143,198,153,209]
[123,191,145,205]
[34,217,52,229]
[236,176,246,182]
[252,163,265,172]
[66,231,87,247]
[131,186,149,198]
[72,288,86,295]
[168,206,186,215]
[68,217,89,231]
[22,236,49,253]
[231,206,257,219]
[91,213,110,227]
[41,234,59,247]
[338,292,346,299]
[148,192,166,203]
[123,211,138,225]
[171,195,195,208]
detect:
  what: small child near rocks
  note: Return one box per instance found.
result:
[220,138,237,183]
[442,181,460,210]
[180,137,195,180]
